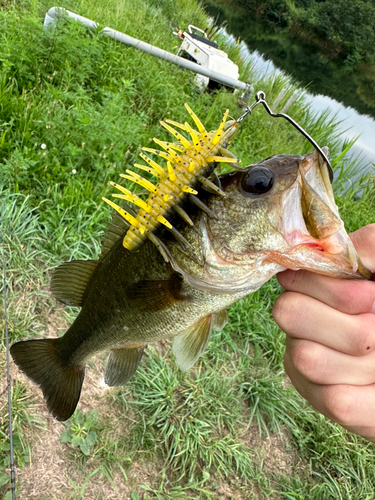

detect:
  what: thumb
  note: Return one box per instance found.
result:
[350,224,375,272]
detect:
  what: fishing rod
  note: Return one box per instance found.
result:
[2,203,16,500]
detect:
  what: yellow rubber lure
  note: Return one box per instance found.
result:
[103,103,239,255]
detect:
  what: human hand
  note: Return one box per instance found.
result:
[272,224,375,441]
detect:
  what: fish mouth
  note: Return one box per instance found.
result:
[279,148,372,280]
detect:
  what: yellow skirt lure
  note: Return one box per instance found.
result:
[102,103,239,258]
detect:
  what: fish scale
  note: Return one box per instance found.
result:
[102,103,239,254]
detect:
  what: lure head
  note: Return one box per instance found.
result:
[168,149,372,293]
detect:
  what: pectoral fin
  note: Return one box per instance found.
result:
[213,309,228,331]
[126,274,190,312]
[104,344,145,386]
[173,315,214,371]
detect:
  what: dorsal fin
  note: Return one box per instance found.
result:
[98,212,130,260]
[51,213,130,307]
[50,260,98,307]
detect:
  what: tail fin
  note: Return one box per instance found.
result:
[10,339,85,421]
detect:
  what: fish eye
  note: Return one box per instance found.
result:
[240,167,275,196]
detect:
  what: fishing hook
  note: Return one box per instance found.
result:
[236,90,334,183]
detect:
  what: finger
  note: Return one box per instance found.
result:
[341,425,375,443]
[277,269,375,314]
[350,223,375,271]
[286,336,375,385]
[284,351,375,437]
[273,291,375,355]
[277,224,375,314]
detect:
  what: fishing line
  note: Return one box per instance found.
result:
[236,90,334,182]
[2,203,16,500]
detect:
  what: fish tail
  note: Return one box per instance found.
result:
[10,339,85,421]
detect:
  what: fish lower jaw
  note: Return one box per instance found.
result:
[266,228,370,279]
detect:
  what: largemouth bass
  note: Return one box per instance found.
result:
[11,149,372,421]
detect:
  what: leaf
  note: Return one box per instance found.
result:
[0,472,9,487]
[18,455,27,468]
[12,434,21,447]
[80,443,91,456]
[83,410,98,429]
[130,493,142,500]
[60,428,73,443]
[85,431,97,447]
[74,409,84,426]
[71,434,85,447]
[86,410,99,425]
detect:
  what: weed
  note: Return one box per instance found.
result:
[119,347,255,482]
[60,409,98,456]
[91,436,132,479]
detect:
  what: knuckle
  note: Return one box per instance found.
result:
[272,292,289,325]
[272,292,304,334]
[291,341,320,381]
[324,386,356,426]
[351,224,375,251]
[333,282,375,314]
[358,282,375,312]
[277,269,305,291]
[283,352,295,382]
[350,225,375,270]
[330,285,357,313]
[351,315,375,355]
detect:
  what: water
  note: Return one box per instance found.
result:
[246,48,375,172]
[205,2,375,176]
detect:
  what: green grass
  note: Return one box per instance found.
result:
[0,0,375,499]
